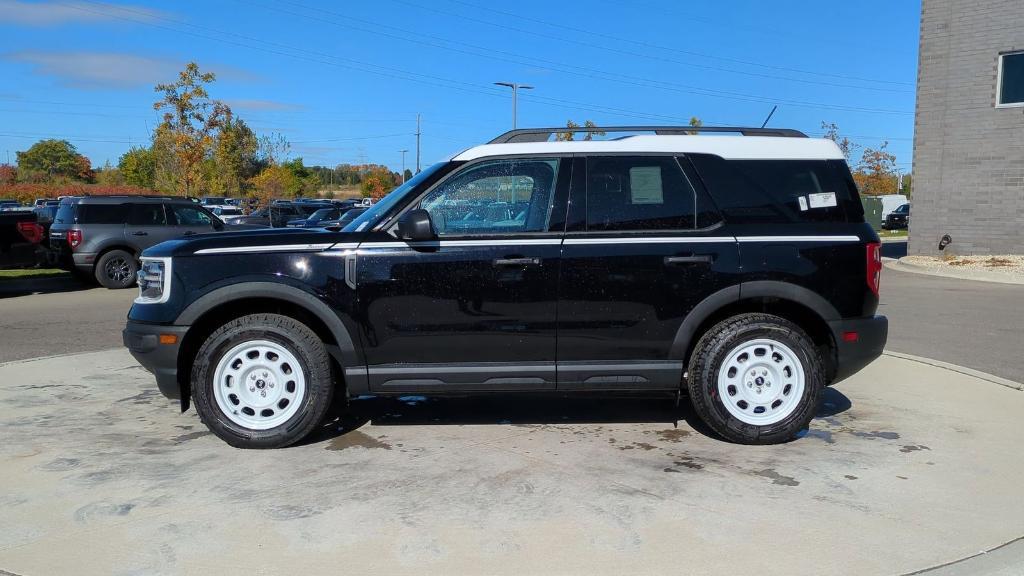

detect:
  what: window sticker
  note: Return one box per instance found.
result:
[798,196,808,211]
[807,191,838,209]
[629,166,663,204]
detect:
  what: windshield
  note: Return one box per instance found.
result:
[309,208,338,221]
[343,162,447,233]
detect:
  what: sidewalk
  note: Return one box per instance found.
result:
[2,349,1023,576]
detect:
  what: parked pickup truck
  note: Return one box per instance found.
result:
[0,211,43,269]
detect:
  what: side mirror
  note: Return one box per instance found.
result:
[397,209,435,241]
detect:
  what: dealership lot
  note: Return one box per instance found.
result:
[2,348,1023,575]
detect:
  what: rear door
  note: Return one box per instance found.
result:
[125,203,176,251]
[556,155,739,390]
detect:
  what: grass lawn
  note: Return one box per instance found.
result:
[0,268,69,281]
[879,229,908,238]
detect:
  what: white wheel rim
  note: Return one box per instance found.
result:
[716,338,806,426]
[212,339,306,430]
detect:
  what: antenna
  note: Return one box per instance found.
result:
[760,105,778,129]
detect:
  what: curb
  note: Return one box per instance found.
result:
[883,350,1023,391]
[885,258,1024,285]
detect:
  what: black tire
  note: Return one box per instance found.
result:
[686,313,825,445]
[191,313,334,449]
[94,249,137,289]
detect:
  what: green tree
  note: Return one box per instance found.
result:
[211,116,259,196]
[403,168,413,182]
[119,146,156,189]
[153,62,230,195]
[15,139,86,181]
[95,161,124,186]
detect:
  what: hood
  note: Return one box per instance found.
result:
[142,227,361,258]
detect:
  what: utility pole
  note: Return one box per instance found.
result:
[415,113,421,174]
[399,149,409,183]
[494,81,534,129]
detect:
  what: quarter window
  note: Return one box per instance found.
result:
[419,158,559,235]
[585,156,700,231]
[998,52,1024,106]
[171,205,213,226]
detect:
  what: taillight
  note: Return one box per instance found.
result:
[16,221,44,244]
[67,229,83,250]
[866,242,882,296]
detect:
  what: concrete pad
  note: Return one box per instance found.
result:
[1,350,1022,576]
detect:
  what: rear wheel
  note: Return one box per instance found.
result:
[95,249,137,289]
[686,313,824,444]
[191,313,334,448]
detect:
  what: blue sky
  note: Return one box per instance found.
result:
[0,0,919,173]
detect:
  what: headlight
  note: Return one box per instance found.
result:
[135,257,172,304]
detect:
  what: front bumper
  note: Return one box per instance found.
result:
[828,315,888,384]
[123,320,190,401]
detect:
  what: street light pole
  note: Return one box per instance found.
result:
[494,81,533,129]
[399,149,409,183]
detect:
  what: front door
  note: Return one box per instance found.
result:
[556,155,739,390]
[355,157,570,392]
[168,204,219,237]
[124,203,177,251]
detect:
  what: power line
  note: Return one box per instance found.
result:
[389,0,915,88]
[257,0,915,116]
[62,0,911,124]
[267,0,911,96]
[440,0,915,89]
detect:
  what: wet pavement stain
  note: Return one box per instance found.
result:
[844,474,858,480]
[171,431,211,444]
[801,429,836,444]
[899,444,931,453]
[753,469,800,486]
[654,429,691,443]
[326,431,393,451]
[851,431,900,440]
[74,502,135,523]
[672,458,703,470]
[39,457,81,471]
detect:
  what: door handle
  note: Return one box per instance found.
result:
[664,255,713,266]
[131,231,148,236]
[493,257,541,267]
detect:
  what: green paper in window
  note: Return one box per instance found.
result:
[629,166,663,204]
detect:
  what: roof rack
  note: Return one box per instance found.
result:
[488,125,808,144]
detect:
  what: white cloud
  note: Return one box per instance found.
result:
[5,51,259,89]
[0,0,169,26]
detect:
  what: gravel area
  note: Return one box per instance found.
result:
[900,254,1024,281]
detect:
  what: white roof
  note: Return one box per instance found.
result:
[452,135,845,162]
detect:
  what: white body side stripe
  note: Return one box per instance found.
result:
[736,235,860,243]
[193,243,338,255]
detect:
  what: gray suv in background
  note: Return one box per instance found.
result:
[49,196,228,288]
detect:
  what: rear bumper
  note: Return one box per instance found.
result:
[123,320,190,400]
[829,315,888,384]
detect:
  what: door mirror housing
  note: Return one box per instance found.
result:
[397,209,436,241]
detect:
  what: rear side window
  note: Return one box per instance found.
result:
[689,155,863,223]
[76,204,130,224]
[54,202,76,224]
[170,204,213,226]
[128,203,167,226]
[585,156,712,231]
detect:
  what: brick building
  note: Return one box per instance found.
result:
[911,0,1024,255]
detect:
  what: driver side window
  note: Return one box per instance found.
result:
[419,158,559,236]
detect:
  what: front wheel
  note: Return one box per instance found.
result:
[686,313,824,445]
[191,314,335,448]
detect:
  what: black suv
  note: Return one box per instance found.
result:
[124,126,887,448]
[50,196,227,288]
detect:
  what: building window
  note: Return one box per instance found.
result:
[997,51,1024,107]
